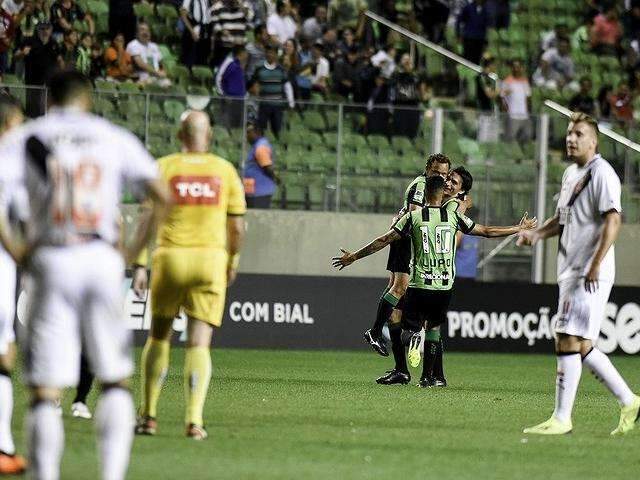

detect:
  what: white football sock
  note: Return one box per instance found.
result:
[27,400,64,480]
[553,353,582,423]
[583,348,635,407]
[96,388,135,480]
[0,374,15,454]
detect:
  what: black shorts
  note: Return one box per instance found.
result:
[401,288,453,332]
[386,236,411,274]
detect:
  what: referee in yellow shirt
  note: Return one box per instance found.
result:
[134,110,246,440]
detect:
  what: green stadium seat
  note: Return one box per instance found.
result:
[391,136,413,154]
[302,111,326,131]
[157,4,179,24]
[87,0,108,16]
[367,134,389,151]
[164,99,185,122]
[133,2,155,19]
[118,81,140,93]
[191,66,213,86]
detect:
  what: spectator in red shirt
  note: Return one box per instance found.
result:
[590,5,622,56]
[0,5,16,74]
[608,81,633,127]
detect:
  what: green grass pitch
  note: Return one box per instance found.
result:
[10,348,640,479]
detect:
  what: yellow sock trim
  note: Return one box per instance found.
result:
[184,346,212,427]
[140,337,170,418]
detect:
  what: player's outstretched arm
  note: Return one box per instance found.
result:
[125,178,171,265]
[584,210,621,293]
[471,212,538,238]
[332,229,401,270]
[516,214,560,247]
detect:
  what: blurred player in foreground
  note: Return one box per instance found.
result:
[333,176,536,385]
[0,94,26,475]
[517,112,640,435]
[135,111,246,440]
[0,70,170,480]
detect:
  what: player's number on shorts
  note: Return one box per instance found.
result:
[420,225,453,255]
[50,159,103,233]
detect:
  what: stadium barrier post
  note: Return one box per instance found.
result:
[336,102,343,212]
[533,113,549,284]
[432,108,443,154]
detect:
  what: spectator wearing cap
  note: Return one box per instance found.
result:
[210,0,253,68]
[180,0,212,68]
[500,58,532,143]
[216,44,248,128]
[333,45,359,99]
[569,76,597,117]
[267,0,297,45]
[590,4,622,56]
[21,21,63,116]
[455,0,489,65]
[126,21,171,86]
[390,53,421,138]
[104,32,134,80]
[50,0,94,41]
[0,2,17,74]
[301,4,326,43]
[243,121,278,209]
[252,43,294,138]
[476,53,500,142]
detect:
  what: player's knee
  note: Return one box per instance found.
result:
[150,316,174,341]
[555,333,585,354]
[186,317,213,348]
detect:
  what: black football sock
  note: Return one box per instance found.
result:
[433,338,445,380]
[390,324,408,374]
[421,329,441,379]
[371,290,400,336]
[73,353,94,404]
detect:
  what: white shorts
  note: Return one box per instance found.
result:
[22,242,132,388]
[0,250,16,356]
[555,277,613,341]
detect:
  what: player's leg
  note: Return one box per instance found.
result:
[71,351,94,419]
[418,290,452,388]
[365,272,394,356]
[184,317,214,440]
[82,243,135,480]
[432,332,447,387]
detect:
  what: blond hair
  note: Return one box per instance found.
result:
[570,112,599,135]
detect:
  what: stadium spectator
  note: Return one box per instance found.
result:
[216,44,248,128]
[608,81,633,126]
[337,27,356,58]
[366,72,390,135]
[532,60,558,90]
[597,84,613,120]
[109,0,135,43]
[486,0,510,30]
[210,0,253,68]
[590,4,622,56]
[540,22,569,53]
[455,0,489,65]
[569,77,597,117]
[309,40,329,96]
[415,0,450,44]
[246,23,269,78]
[89,35,104,78]
[15,0,47,44]
[21,21,62,116]
[244,121,278,209]
[539,37,575,89]
[501,58,532,142]
[1,0,24,16]
[301,4,326,43]
[180,0,213,68]
[321,26,339,66]
[280,37,300,75]
[354,45,377,103]
[476,53,500,142]
[371,43,396,79]
[328,0,366,30]
[253,43,294,138]
[50,0,94,41]
[0,3,16,74]
[105,32,134,80]
[376,0,398,48]
[246,77,259,122]
[571,15,593,53]
[60,28,79,69]
[126,22,170,86]
[333,45,359,99]
[390,53,420,139]
[267,0,297,45]
[76,32,92,76]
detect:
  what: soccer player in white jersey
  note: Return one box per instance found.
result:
[0,95,27,475]
[0,71,170,479]
[517,112,640,435]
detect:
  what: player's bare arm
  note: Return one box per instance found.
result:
[332,229,402,270]
[0,218,27,264]
[516,214,561,246]
[584,210,621,293]
[470,212,538,238]
[227,215,245,286]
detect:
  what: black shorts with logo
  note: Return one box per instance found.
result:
[386,236,412,274]
[401,287,453,332]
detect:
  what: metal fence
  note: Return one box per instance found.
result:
[2,83,640,282]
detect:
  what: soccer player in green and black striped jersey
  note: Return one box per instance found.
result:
[333,176,537,386]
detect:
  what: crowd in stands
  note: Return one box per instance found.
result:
[0,0,639,133]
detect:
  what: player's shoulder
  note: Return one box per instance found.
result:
[591,155,619,178]
[443,197,461,212]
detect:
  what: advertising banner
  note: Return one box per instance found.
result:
[117,274,640,355]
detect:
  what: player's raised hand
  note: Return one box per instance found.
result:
[332,248,356,270]
[518,212,538,231]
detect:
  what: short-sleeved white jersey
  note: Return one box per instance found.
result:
[556,154,621,283]
[0,107,158,247]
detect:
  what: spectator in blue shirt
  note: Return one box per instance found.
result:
[243,122,279,209]
[456,0,489,65]
[216,44,248,128]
